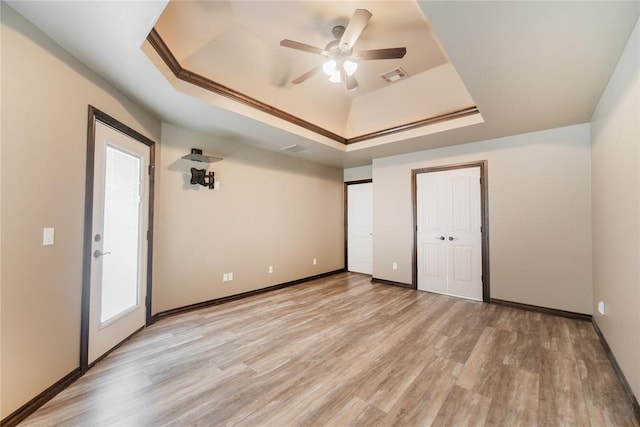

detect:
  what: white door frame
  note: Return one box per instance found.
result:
[80,106,156,372]
[411,161,490,302]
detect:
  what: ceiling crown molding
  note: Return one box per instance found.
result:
[146,28,479,145]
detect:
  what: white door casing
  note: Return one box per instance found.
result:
[347,182,373,274]
[88,120,150,364]
[417,167,482,301]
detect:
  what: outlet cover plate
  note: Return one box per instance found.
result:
[43,227,55,246]
[597,301,606,315]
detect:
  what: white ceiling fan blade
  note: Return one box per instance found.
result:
[280,39,326,55]
[354,47,407,60]
[339,9,372,51]
[292,66,321,84]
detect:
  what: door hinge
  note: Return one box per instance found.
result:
[148,165,154,175]
[147,230,150,241]
[145,296,149,307]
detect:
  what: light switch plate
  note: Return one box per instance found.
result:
[43,227,55,246]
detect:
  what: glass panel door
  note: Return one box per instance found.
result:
[88,120,149,364]
[101,146,142,324]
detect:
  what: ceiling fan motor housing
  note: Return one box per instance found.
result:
[332,25,345,40]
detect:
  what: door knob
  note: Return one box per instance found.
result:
[448,236,459,241]
[93,250,111,258]
[435,236,445,241]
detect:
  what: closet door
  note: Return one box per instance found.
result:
[417,167,482,301]
[347,182,373,274]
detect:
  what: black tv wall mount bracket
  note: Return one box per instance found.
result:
[190,168,215,189]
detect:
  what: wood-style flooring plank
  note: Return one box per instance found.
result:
[19,273,639,427]
[538,348,592,426]
[430,385,492,427]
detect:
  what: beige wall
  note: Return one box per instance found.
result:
[372,124,593,314]
[344,165,372,182]
[2,0,636,418]
[0,4,161,418]
[1,3,343,417]
[153,123,344,313]
[591,17,640,399]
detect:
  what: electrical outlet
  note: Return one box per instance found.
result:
[268,266,273,274]
[228,272,233,281]
[598,301,606,315]
[43,227,55,246]
[392,262,398,270]
[313,258,317,265]
[214,181,220,191]
[223,273,228,282]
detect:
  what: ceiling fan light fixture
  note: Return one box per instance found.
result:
[281,8,406,91]
[344,60,358,76]
[322,59,337,76]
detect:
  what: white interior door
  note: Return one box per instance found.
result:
[417,168,482,301]
[416,172,448,294]
[347,182,373,274]
[88,121,150,364]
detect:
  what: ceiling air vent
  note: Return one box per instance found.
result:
[380,67,408,83]
[280,144,306,153]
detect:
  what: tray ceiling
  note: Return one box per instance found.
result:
[147,0,482,144]
[7,1,639,167]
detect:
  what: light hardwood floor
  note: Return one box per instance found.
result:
[22,273,638,426]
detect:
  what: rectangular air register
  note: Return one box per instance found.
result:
[380,68,408,83]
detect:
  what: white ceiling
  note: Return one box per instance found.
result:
[6,1,640,168]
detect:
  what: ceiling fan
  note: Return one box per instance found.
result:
[280,9,407,91]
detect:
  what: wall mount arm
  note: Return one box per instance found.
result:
[190,168,215,189]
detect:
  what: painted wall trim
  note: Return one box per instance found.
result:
[345,107,480,144]
[146,28,479,145]
[146,28,344,143]
[490,298,591,321]
[371,277,414,289]
[0,368,82,427]
[592,320,640,423]
[152,269,346,321]
[344,179,374,185]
